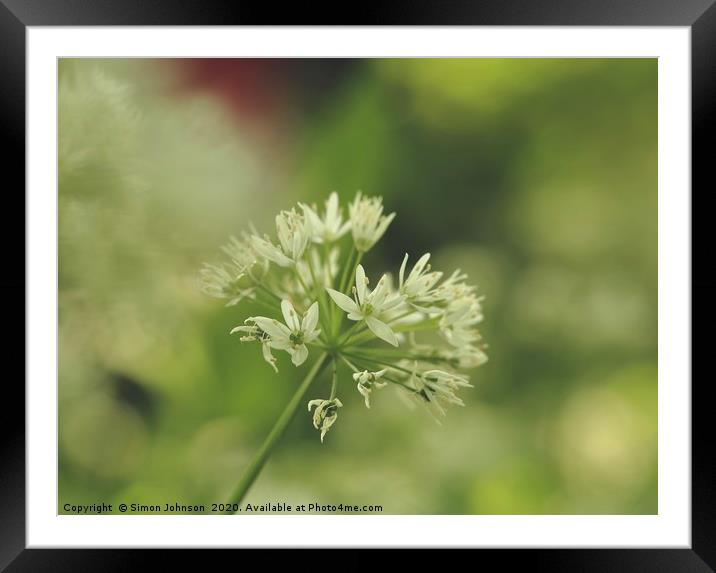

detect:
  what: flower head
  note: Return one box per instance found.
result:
[300,192,351,244]
[348,192,395,252]
[326,264,402,346]
[201,191,488,443]
[308,398,343,442]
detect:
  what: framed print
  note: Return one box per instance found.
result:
[5,0,713,569]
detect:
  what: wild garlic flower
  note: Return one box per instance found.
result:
[407,363,474,422]
[440,296,485,348]
[300,192,351,244]
[222,234,269,279]
[353,369,387,408]
[241,300,321,368]
[399,253,444,312]
[251,208,311,267]
[199,262,252,306]
[348,192,396,252]
[201,191,488,442]
[199,234,266,306]
[308,398,343,442]
[326,264,402,346]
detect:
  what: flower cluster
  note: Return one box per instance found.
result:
[200,192,488,441]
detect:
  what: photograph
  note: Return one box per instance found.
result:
[57,57,658,517]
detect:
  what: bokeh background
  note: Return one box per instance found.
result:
[58,58,657,514]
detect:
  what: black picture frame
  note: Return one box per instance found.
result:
[3,1,712,570]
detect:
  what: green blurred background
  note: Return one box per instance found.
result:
[58,58,657,514]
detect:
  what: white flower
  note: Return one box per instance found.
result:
[199,262,255,306]
[409,363,473,420]
[251,235,293,267]
[353,369,387,408]
[348,192,395,252]
[307,398,343,442]
[399,253,444,312]
[241,300,321,367]
[221,234,268,279]
[199,235,265,305]
[326,265,402,346]
[202,191,489,444]
[251,208,311,267]
[300,192,351,244]
[440,296,484,348]
[433,269,475,302]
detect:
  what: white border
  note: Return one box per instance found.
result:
[27,27,691,548]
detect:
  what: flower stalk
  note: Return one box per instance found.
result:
[200,191,489,510]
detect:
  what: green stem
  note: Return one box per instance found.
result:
[340,355,360,373]
[343,348,451,371]
[337,247,357,295]
[338,320,365,347]
[247,295,280,314]
[329,358,338,400]
[323,243,333,288]
[294,267,312,299]
[224,352,330,513]
[323,243,335,326]
[307,249,331,333]
[341,350,414,375]
[256,283,282,302]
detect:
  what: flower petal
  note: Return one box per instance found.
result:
[374,212,396,244]
[251,317,291,341]
[307,399,323,411]
[326,288,360,314]
[290,344,309,366]
[268,338,292,351]
[301,301,320,334]
[326,192,339,219]
[365,316,399,347]
[337,221,351,238]
[300,203,323,236]
[262,343,279,373]
[409,253,431,282]
[355,264,367,305]
[251,235,292,267]
[399,253,408,288]
[281,299,301,331]
[370,275,389,308]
